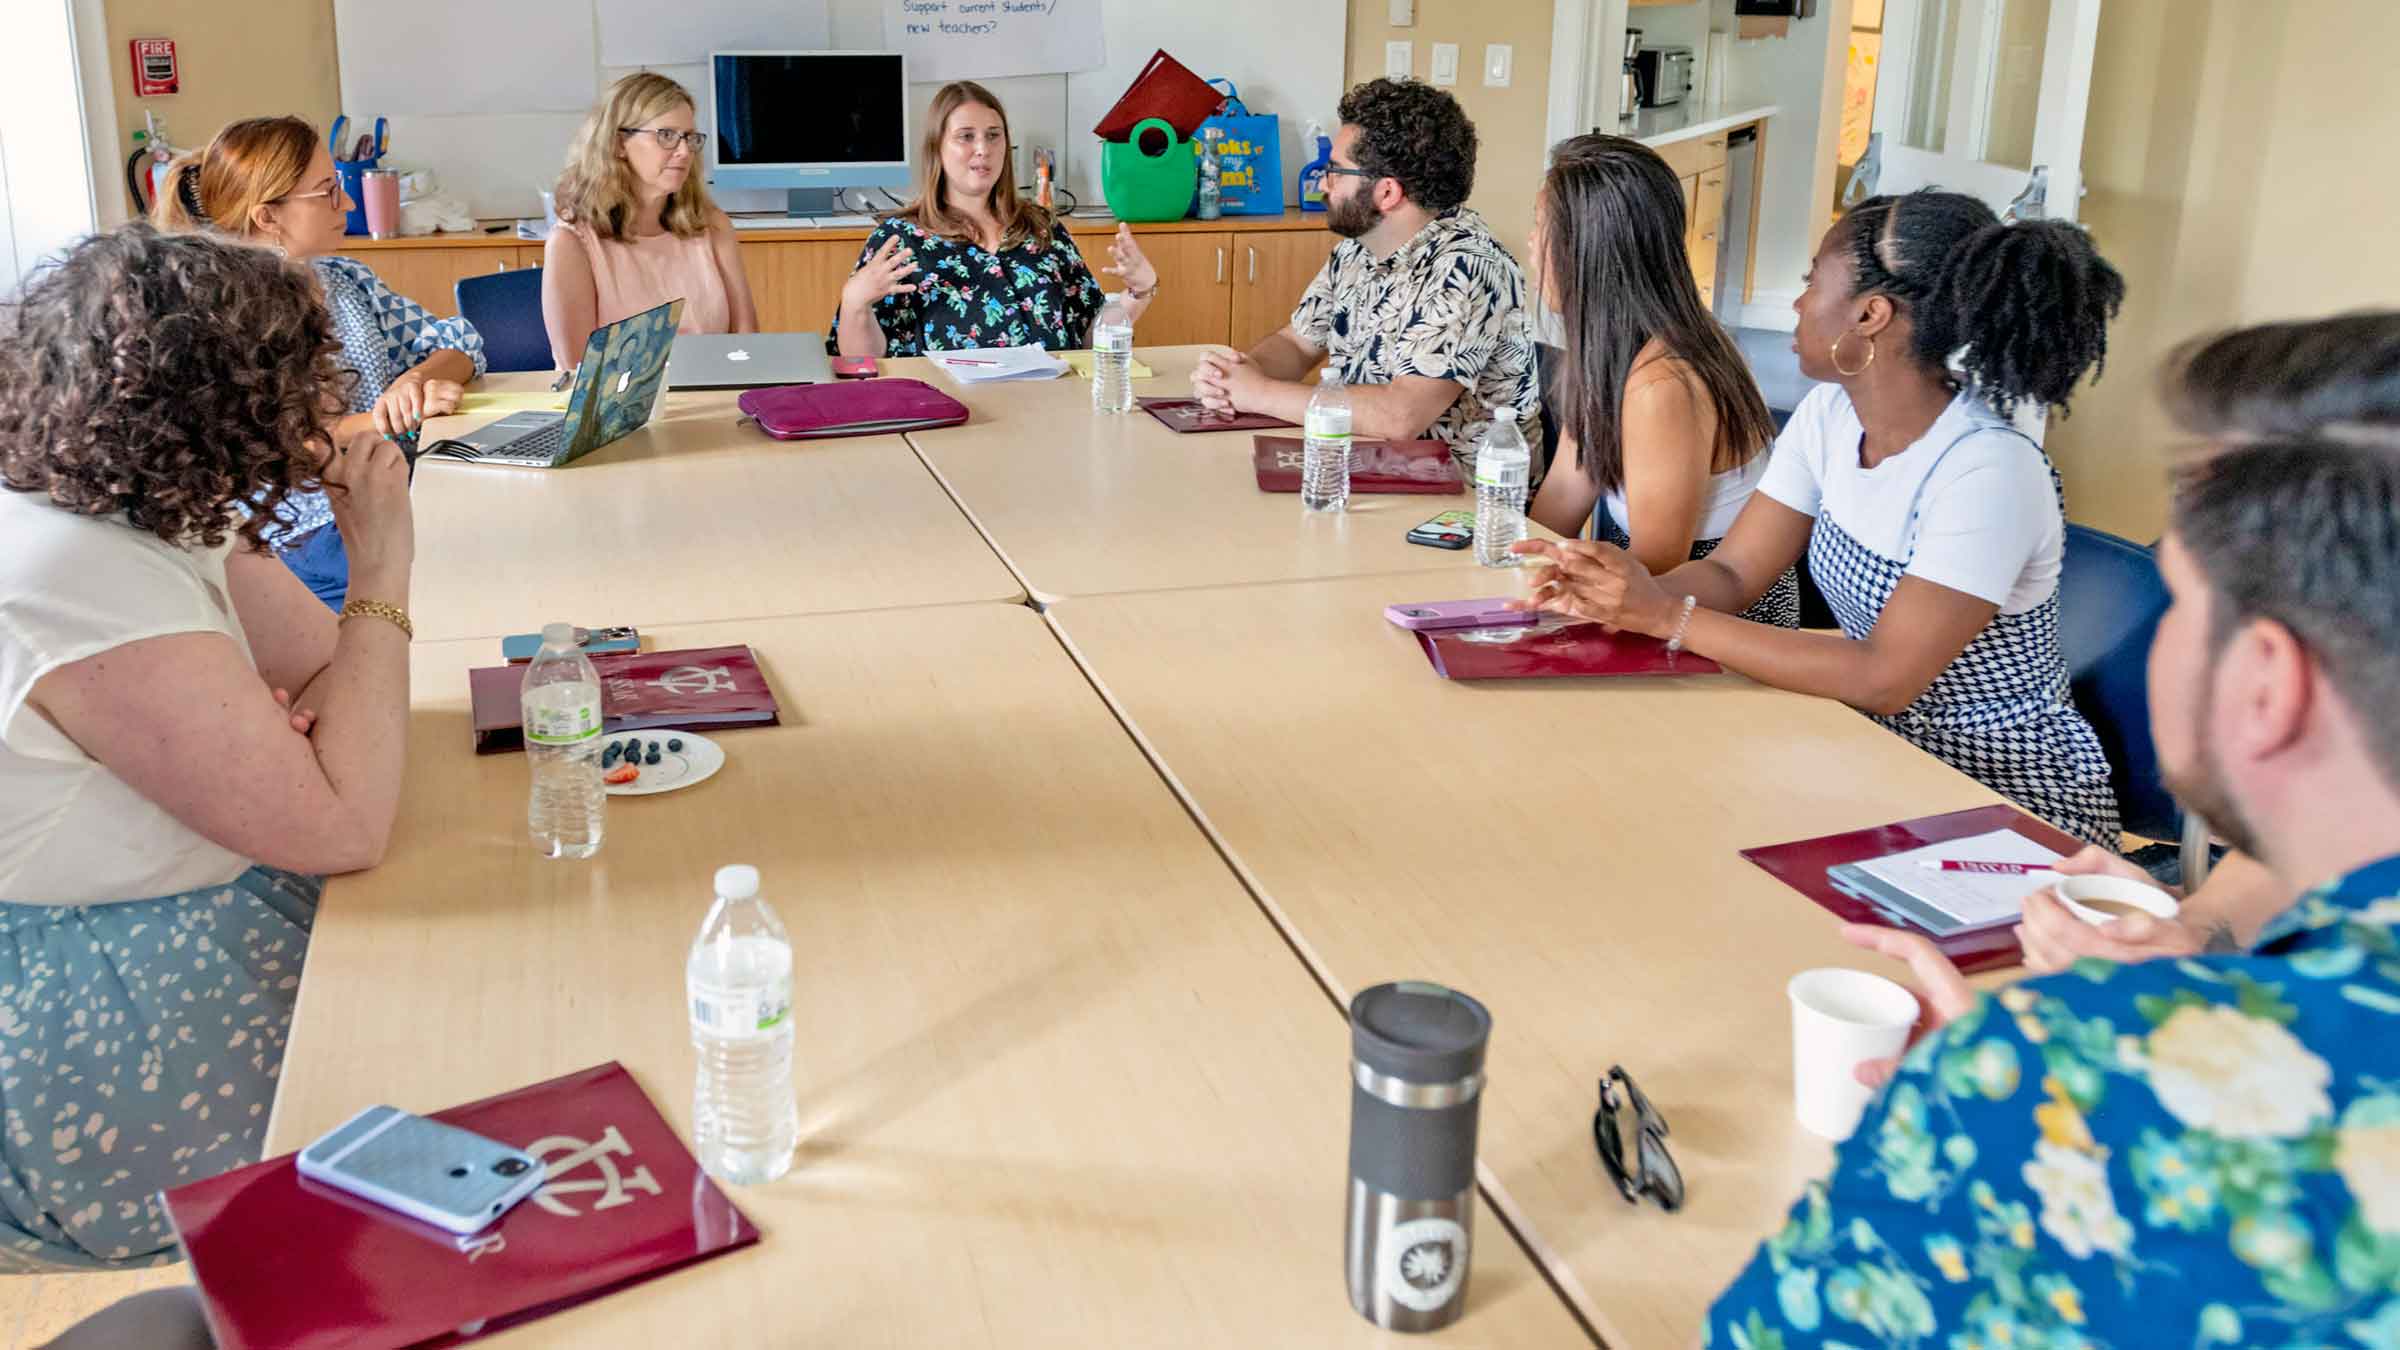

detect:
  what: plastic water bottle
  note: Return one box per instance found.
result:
[687,864,798,1185]
[1472,414,1532,567]
[1092,296,1134,414]
[1302,375,1353,513]
[521,622,603,859]
[1197,127,1224,220]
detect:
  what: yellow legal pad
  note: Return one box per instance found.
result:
[1058,350,1157,380]
[457,390,572,415]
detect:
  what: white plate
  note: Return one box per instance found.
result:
[601,730,726,796]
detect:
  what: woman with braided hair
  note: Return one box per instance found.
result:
[1511,189,2128,846]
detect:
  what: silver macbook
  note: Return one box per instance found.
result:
[666,332,833,390]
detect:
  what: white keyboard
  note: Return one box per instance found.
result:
[730,214,879,230]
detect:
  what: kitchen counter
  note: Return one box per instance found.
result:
[1623,99,1779,148]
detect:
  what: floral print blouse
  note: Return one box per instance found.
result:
[1709,853,2400,1350]
[831,215,1104,356]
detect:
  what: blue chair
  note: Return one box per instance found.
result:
[2058,524,2182,843]
[454,266,551,374]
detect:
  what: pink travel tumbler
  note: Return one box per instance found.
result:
[362,169,401,240]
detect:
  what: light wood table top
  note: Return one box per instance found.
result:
[404,375,1023,642]
[891,347,1549,603]
[1045,576,2011,1348]
[268,605,1589,1347]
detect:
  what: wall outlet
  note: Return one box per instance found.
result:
[1385,40,1413,80]
[1483,44,1512,87]
[1430,42,1459,86]
[1387,0,1414,25]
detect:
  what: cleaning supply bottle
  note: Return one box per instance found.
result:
[1299,122,1332,212]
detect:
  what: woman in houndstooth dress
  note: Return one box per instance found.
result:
[1514,190,2126,848]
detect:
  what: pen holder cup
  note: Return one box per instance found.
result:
[335,156,381,236]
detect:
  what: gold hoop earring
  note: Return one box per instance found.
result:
[1831,330,1876,377]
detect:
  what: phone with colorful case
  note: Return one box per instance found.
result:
[830,355,878,379]
[500,626,640,663]
[1405,509,1475,549]
[1383,599,1538,631]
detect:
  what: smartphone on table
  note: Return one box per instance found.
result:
[297,1105,546,1235]
[1405,509,1474,550]
[501,625,639,663]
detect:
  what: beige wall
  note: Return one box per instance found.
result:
[1344,0,1557,256]
[2051,0,2400,540]
[100,0,338,203]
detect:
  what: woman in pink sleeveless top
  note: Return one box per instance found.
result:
[542,73,758,369]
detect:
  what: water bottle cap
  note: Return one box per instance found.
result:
[714,864,760,900]
[541,621,575,646]
[1350,981,1491,1085]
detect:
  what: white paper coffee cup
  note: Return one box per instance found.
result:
[1787,968,1920,1141]
[2051,874,2181,927]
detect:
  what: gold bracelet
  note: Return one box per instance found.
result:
[339,598,414,639]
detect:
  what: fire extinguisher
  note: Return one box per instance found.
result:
[125,116,177,216]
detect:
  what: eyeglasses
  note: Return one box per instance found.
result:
[1592,1065,1683,1212]
[620,127,708,153]
[1322,165,1383,182]
[275,181,343,205]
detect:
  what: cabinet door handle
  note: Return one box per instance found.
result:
[1247,246,1257,284]
[1215,247,1225,284]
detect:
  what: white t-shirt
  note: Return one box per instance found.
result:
[1601,452,1770,543]
[0,489,256,904]
[1757,385,2062,614]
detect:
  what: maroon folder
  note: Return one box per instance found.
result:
[1253,435,1463,494]
[1739,804,2085,973]
[1092,49,1226,142]
[1137,396,1295,433]
[1416,621,1724,679]
[469,644,779,753]
[163,1062,759,1350]
[738,377,967,440]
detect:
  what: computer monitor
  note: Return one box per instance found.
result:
[709,51,912,217]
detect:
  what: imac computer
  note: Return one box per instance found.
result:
[710,51,910,220]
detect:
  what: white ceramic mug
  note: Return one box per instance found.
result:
[1787,968,1920,1141]
[2051,874,2181,928]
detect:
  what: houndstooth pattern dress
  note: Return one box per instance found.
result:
[1807,429,2120,848]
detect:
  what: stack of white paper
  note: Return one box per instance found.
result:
[928,345,1069,384]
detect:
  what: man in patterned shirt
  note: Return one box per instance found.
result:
[1710,314,2400,1349]
[1191,79,1538,469]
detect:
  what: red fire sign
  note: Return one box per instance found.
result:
[130,38,178,97]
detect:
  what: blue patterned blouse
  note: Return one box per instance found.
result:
[269,256,486,543]
[830,215,1104,356]
[1709,853,2400,1350]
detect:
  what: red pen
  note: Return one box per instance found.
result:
[1919,860,2055,875]
[940,356,1000,366]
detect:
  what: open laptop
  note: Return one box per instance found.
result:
[666,332,833,390]
[419,299,684,468]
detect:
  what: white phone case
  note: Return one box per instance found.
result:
[297,1105,547,1235]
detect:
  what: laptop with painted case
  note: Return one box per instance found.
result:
[666,331,833,390]
[420,298,683,468]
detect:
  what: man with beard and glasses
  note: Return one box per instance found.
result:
[1706,313,2400,1349]
[1191,79,1538,471]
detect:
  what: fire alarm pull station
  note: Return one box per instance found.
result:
[130,39,178,97]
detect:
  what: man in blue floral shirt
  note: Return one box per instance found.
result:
[1711,314,2400,1350]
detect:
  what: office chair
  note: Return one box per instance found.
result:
[455,266,551,374]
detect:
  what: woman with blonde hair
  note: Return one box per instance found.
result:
[544,72,758,369]
[156,115,484,610]
[834,80,1158,357]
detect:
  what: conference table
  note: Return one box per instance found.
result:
[259,345,2033,1346]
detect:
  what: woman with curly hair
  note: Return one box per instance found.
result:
[543,72,758,369]
[0,225,415,1270]
[156,115,484,610]
[1514,191,2128,846]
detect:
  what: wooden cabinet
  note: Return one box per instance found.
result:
[741,239,859,338]
[1656,133,1733,312]
[357,244,541,319]
[1079,231,1239,347]
[1229,231,1338,350]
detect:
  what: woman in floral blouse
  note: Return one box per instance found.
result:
[833,81,1158,357]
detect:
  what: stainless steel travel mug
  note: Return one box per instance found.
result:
[1345,980,1491,1333]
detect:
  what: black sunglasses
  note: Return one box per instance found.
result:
[1592,1065,1683,1212]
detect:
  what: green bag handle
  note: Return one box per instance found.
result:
[1130,117,1179,160]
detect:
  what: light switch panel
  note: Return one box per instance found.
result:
[1430,42,1459,86]
[1387,0,1414,25]
[1483,43,1512,87]
[1385,41,1413,80]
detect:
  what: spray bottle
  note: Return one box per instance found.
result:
[1299,121,1332,212]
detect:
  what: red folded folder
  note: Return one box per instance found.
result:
[1740,804,2085,973]
[163,1062,759,1350]
[470,644,780,753]
[738,377,968,440]
[1253,435,1463,494]
[1136,396,1295,433]
[1092,49,1225,142]
[1416,621,1724,679]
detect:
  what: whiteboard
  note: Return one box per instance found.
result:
[885,0,1106,83]
[336,0,598,117]
[598,0,829,67]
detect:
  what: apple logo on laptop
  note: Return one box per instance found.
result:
[726,349,751,362]
[616,370,631,395]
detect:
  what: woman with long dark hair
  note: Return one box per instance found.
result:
[1525,134,1795,624]
[1515,190,2128,846]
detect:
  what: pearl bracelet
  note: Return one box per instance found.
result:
[1663,595,1698,654]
